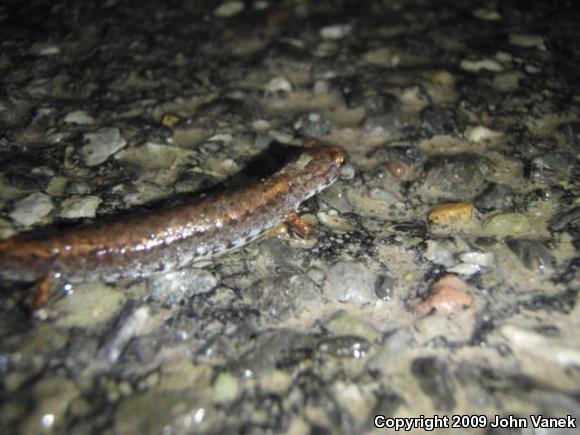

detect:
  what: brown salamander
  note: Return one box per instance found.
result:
[0,140,345,307]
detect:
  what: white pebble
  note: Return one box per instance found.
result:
[460,58,504,73]
[459,251,494,267]
[265,77,293,93]
[81,127,127,166]
[10,193,53,226]
[320,24,352,40]
[214,1,244,17]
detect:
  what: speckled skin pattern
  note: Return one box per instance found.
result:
[0,141,345,283]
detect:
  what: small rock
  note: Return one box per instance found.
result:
[550,206,580,232]
[63,110,95,125]
[375,273,397,301]
[414,274,472,315]
[509,34,545,50]
[529,152,574,185]
[421,106,457,135]
[423,240,455,267]
[420,154,491,201]
[148,269,217,305]
[214,1,244,17]
[460,58,504,73]
[506,238,555,273]
[428,203,473,225]
[475,183,515,212]
[369,187,396,203]
[493,71,523,92]
[327,261,377,304]
[245,273,321,321]
[483,213,529,237]
[447,263,481,276]
[320,24,351,40]
[385,159,411,180]
[265,77,292,93]
[19,377,79,434]
[293,112,331,137]
[500,325,580,368]
[0,218,16,239]
[81,127,127,166]
[340,163,356,180]
[59,195,101,219]
[213,372,240,404]
[46,176,69,196]
[472,8,501,21]
[98,305,151,364]
[458,251,494,267]
[10,193,53,226]
[323,310,379,342]
[56,283,125,328]
[464,126,501,143]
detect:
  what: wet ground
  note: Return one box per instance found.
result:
[1,0,579,434]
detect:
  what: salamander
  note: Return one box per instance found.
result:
[0,139,345,307]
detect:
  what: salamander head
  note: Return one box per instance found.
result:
[304,138,345,168]
[298,139,346,194]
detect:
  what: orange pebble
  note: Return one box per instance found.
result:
[414,274,472,315]
[428,202,473,225]
[386,160,410,180]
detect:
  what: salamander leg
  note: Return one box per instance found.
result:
[31,272,71,314]
[286,212,316,238]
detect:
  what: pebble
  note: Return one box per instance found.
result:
[500,325,580,368]
[414,274,472,315]
[340,163,356,180]
[464,126,501,143]
[472,8,501,21]
[56,283,125,328]
[447,263,481,276]
[213,372,240,403]
[493,71,523,92]
[265,76,292,93]
[375,273,397,301]
[0,218,16,239]
[59,195,101,219]
[420,154,491,201]
[9,192,53,226]
[323,310,379,342]
[460,58,504,73]
[326,261,377,304]
[81,127,127,166]
[19,377,79,434]
[458,251,494,267]
[506,238,555,273]
[214,1,244,17]
[475,183,515,212]
[293,112,331,137]
[46,176,68,196]
[551,206,580,232]
[428,203,473,225]
[63,110,95,125]
[421,106,457,135]
[423,240,455,267]
[369,187,396,203]
[98,305,151,364]
[385,159,410,180]
[148,269,217,305]
[509,34,546,50]
[320,24,352,40]
[529,152,574,185]
[483,213,529,237]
